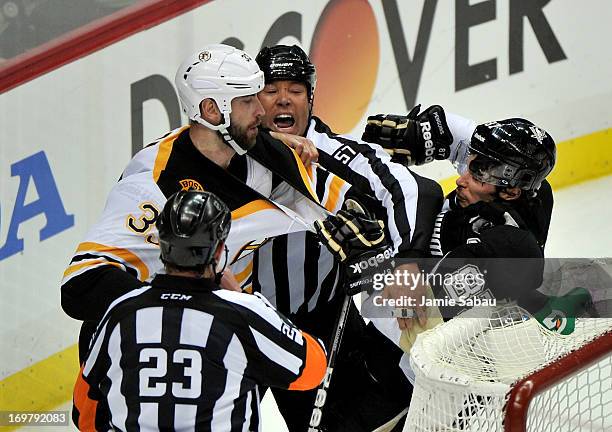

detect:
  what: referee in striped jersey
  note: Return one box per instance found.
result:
[72,191,327,431]
[252,45,445,431]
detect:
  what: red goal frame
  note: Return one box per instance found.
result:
[504,330,612,432]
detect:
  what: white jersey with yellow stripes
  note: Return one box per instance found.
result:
[63,127,331,290]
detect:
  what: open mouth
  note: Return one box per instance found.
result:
[273,114,295,130]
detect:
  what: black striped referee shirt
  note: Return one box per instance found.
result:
[73,274,326,431]
[252,117,443,320]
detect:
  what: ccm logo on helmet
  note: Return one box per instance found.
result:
[350,247,393,274]
[419,121,435,163]
[161,293,193,301]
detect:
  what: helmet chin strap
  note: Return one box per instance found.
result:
[193,112,248,156]
[219,126,247,155]
[213,245,230,285]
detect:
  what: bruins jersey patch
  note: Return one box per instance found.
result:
[179,179,204,191]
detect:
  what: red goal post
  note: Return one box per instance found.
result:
[504,329,612,432]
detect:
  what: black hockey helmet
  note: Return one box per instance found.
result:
[467,118,556,192]
[156,191,231,269]
[255,45,317,104]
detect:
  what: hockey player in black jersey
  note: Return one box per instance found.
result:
[428,118,556,317]
[73,190,327,431]
[254,45,443,431]
[433,118,555,253]
[362,114,558,319]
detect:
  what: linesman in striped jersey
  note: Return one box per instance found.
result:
[73,190,327,431]
[252,45,449,431]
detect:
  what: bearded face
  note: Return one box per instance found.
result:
[227,95,263,151]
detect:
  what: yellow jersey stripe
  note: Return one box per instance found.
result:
[231,200,278,220]
[153,126,188,182]
[323,175,346,212]
[75,242,150,281]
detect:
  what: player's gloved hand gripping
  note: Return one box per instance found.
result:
[314,200,385,263]
[361,105,453,166]
[463,201,523,233]
[436,201,525,254]
[314,200,393,295]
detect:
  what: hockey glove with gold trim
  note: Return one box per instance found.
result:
[362,105,453,166]
[314,203,385,263]
[315,200,393,295]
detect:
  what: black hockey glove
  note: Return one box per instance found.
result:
[431,201,526,256]
[344,245,394,295]
[464,201,525,234]
[314,201,386,263]
[361,105,453,166]
[314,200,393,295]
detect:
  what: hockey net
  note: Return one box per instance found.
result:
[404,304,612,431]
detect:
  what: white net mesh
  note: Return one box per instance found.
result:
[523,352,611,431]
[404,304,612,432]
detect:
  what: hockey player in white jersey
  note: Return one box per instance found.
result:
[61,44,370,364]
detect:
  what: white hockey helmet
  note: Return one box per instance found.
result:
[175,44,264,154]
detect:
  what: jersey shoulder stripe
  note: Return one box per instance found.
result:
[153,127,187,182]
[66,242,151,281]
[322,173,350,213]
[63,258,126,285]
[122,126,188,179]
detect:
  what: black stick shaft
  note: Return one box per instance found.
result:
[308,294,352,431]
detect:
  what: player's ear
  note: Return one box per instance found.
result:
[499,187,522,201]
[200,98,222,125]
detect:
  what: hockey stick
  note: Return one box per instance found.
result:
[309,198,380,431]
[308,291,352,432]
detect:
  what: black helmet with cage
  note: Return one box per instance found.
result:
[156,190,231,270]
[467,118,556,194]
[255,44,317,105]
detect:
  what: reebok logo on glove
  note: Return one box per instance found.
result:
[349,247,393,274]
[419,121,435,164]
